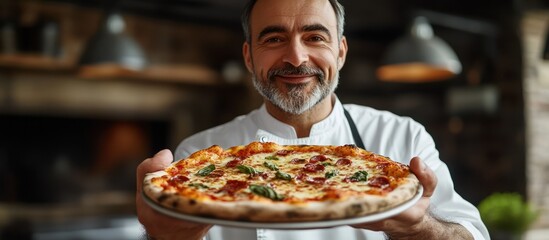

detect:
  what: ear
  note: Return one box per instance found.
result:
[242,41,253,73]
[337,36,348,70]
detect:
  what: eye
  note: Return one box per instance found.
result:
[259,36,286,46]
[265,37,283,43]
[307,35,326,42]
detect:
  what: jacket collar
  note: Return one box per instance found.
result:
[253,96,345,141]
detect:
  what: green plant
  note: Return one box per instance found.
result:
[478,192,539,234]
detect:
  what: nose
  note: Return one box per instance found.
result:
[282,39,309,67]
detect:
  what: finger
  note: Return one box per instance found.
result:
[409,157,437,197]
[136,149,173,192]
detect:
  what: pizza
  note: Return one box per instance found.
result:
[143,142,420,223]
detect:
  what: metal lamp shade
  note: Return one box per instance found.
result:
[377,17,462,83]
[79,13,147,70]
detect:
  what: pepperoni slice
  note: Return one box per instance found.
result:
[225,159,242,167]
[219,180,248,195]
[276,150,292,156]
[368,176,390,189]
[309,155,328,163]
[167,175,189,186]
[296,173,309,182]
[335,158,352,166]
[207,169,225,178]
[303,163,325,173]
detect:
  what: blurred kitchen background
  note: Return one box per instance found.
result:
[0,0,548,239]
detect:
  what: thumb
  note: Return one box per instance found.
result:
[409,157,437,198]
[136,149,173,192]
[152,149,174,167]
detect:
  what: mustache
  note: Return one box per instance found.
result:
[267,64,325,83]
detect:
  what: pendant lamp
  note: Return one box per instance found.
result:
[79,12,147,70]
[376,16,462,83]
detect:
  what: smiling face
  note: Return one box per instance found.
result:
[243,0,348,115]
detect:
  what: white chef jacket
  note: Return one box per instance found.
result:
[175,97,490,240]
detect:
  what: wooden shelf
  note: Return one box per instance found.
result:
[0,54,230,86]
[0,54,74,71]
[78,63,223,86]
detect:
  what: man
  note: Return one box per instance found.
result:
[136,0,490,239]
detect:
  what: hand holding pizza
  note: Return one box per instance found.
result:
[352,157,473,239]
[136,149,212,240]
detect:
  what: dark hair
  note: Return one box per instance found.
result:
[241,0,345,43]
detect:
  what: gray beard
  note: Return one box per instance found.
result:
[252,72,339,115]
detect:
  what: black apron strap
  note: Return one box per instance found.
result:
[343,108,365,149]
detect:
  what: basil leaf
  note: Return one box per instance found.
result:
[249,184,284,201]
[196,164,215,176]
[263,161,278,171]
[350,170,368,182]
[325,170,338,179]
[265,155,279,160]
[275,171,292,180]
[321,162,333,166]
[237,165,259,175]
[188,183,209,189]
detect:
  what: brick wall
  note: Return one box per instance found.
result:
[523,10,549,228]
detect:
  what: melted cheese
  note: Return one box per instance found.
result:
[177,151,389,202]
